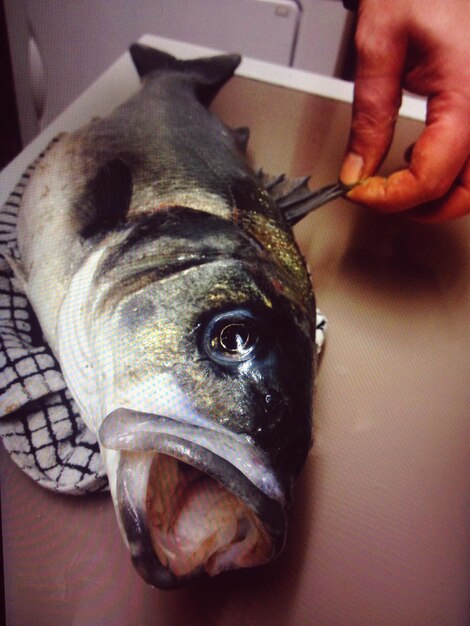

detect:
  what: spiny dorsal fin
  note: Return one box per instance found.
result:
[129,43,241,105]
[257,170,324,226]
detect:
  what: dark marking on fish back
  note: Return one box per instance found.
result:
[80,158,133,239]
[94,206,264,284]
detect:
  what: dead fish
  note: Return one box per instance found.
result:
[11,43,318,589]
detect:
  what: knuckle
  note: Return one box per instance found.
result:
[354,29,374,58]
[350,107,396,144]
[353,105,396,130]
[351,83,401,139]
[354,26,391,64]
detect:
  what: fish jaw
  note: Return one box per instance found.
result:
[99,408,286,588]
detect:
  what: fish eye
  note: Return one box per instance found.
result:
[201,311,261,365]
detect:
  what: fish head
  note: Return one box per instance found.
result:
[87,207,315,588]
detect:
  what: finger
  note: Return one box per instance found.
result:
[410,157,470,223]
[346,95,470,212]
[340,16,407,184]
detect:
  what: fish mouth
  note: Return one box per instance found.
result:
[99,408,287,589]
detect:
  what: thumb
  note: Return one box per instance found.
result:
[340,12,407,184]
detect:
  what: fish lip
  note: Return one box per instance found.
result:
[101,408,287,588]
[99,407,288,504]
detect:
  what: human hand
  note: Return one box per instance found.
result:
[340,0,470,222]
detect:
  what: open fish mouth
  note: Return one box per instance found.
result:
[99,409,287,589]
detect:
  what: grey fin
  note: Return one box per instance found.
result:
[259,171,354,225]
[80,158,133,239]
[129,43,241,105]
[232,127,250,153]
[258,170,319,226]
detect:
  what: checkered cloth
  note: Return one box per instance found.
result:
[0,149,327,495]
[0,151,108,494]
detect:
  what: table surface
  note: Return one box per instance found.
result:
[1,36,469,626]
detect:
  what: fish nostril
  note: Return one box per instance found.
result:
[262,390,285,415]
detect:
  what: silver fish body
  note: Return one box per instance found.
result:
[15,44,316,588]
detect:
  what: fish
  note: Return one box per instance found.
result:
[11,43,318,589]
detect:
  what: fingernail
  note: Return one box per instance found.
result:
[340,152,364,185]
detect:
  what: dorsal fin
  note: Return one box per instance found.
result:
[129,43,241,105]
[258,170,326,226]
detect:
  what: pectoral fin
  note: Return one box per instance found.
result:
[1,252,28,292]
